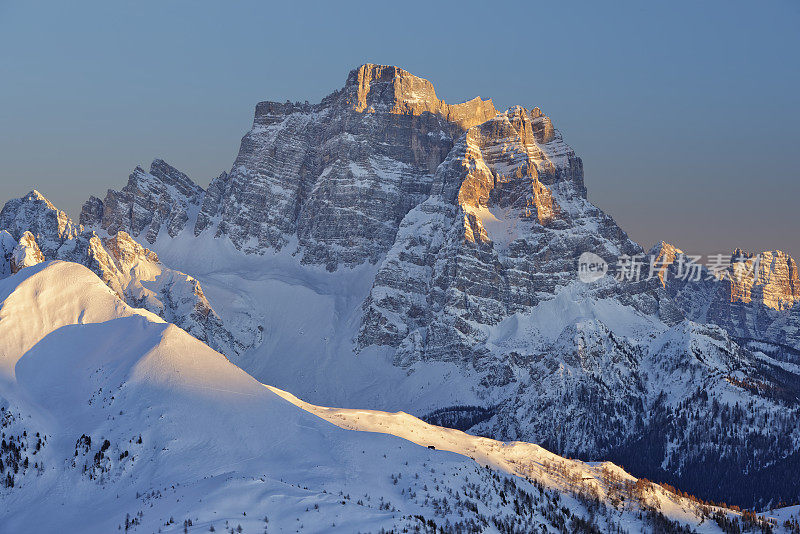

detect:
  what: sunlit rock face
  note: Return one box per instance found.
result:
[358,105,641,362]
[657,244,800,352]
[347,64,498,129]
[10,231,45,273]
[1,191,254,357]
[727,250,800,310]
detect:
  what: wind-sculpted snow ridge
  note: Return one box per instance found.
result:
[0,190,260,357]
[0,262,782,533]
[75,64,800,509]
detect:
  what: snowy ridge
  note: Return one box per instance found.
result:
[268,384,787,531]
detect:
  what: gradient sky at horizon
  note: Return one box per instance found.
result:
[1,0,798,258]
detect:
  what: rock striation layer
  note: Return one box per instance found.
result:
[357,105,646,365]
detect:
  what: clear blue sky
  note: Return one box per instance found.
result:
[1,0,798,257]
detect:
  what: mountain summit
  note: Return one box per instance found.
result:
[344,63,498,127]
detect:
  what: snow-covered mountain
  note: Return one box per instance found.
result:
[0,261,787,532]
[71,64,800,510]
[81,65,497,269]
[2,63,797,520]
[0,190,260,357]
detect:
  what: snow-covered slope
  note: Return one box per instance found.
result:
[0,261,780,533]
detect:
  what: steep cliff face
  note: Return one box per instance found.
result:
[83,66,496,270]
[653,243,800,356]
[1,191,256,357]
[194,64,496,269]
[80,159,203,243]
[358,105,642,364]
[728,250,800,310]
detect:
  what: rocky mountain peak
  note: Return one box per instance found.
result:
[24,189,56,208]
[126,159,203,201]
[0,189,81,255]
[343,64,497,130]
[345,63,438,113]
[80,159,204,243]
[0,191,255,359]
[728,249,800,310]
[81,66,591,272]
[648,240,682,255]
[648,241,683,286]
[658,243,800,312]
[148,158,204,198]
[453,105,584,219]
[171,65,502,267]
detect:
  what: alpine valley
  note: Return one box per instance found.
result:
[1,65,798,533]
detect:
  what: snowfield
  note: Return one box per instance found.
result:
[0,261,782,532]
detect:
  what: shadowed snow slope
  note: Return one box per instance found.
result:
[0,261,772,533]
[0,261,158,381]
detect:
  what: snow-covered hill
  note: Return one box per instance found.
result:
[0,261,785,532]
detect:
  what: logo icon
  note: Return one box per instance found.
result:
[577,252,608,283]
